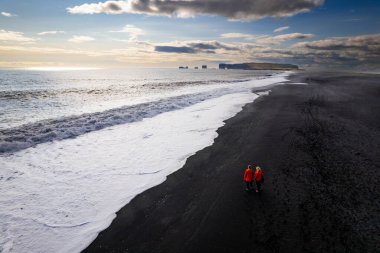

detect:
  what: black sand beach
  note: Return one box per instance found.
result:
[83,72,380,253]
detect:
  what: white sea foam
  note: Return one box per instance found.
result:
[0,73,289,253]
[0,73,288,154]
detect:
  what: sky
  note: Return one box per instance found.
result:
[0,0,379,70]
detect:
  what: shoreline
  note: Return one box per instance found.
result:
[0,72,289,253]
[83,71,380,253]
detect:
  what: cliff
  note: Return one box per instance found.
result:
[219,62,298,70]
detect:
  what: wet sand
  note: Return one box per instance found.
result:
[83,72,380,253]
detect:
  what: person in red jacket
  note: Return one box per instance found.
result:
[243,165,254,191]
[254,166,264,192]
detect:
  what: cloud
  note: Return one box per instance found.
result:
[291,34,380,61]
[154,40,241,54]
[292,34,380,51]
[257,33,314,45]
[220,33,256,40]
[189,41,238,51]
[0,30,36,42]
[155,46,196,53]
[1,12,16,17]
[67,0,324,20]
[0,45,102,56]
[2,30,378,70]
[221,32,313,44]
[38,31,65,36]
[110,24,144,42]
[242,34,380,70]
[67,1,130,14]
[274,26,289,33]
[68,35,95,43]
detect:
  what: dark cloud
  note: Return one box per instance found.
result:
[292,34,380,61]
[188,41,239,51]
[190,43,218,50]
[107,2,123,11]
[131,0,325,20]
[154,41,240,54]
[256,33,314,44]
[68,0,324,20]
[155,46,196,53]
[249,34,380,70]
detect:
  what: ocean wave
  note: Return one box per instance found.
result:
[0,73,286,155]
[0,90,227,154]
[0,79,249,100]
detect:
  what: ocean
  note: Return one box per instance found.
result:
[0,68,288,253]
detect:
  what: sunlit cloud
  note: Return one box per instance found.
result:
[27,67,100,71]
[0,30,36,42]
[68,35,96,43]
[38,31,65,36]
[67,0,324,21]
[110,24,144,42]
[0,45,95,56]
[274,26,289,33]
[67,1,130,14]
[1,11,17,17]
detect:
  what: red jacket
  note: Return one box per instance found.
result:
[243,168,253,182]
[254,170,264,182]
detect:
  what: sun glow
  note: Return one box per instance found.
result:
[26,67,101,71]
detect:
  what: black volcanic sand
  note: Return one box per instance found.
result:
[83,72,380,253]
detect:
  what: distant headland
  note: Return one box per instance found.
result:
[219,62,298,70]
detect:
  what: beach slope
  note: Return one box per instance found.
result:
[84,72,380,253]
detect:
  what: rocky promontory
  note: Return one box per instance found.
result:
[219,62,299,70]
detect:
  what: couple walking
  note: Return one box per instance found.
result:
[243,165,264,192]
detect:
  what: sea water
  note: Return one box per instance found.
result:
[0,68,289,253]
